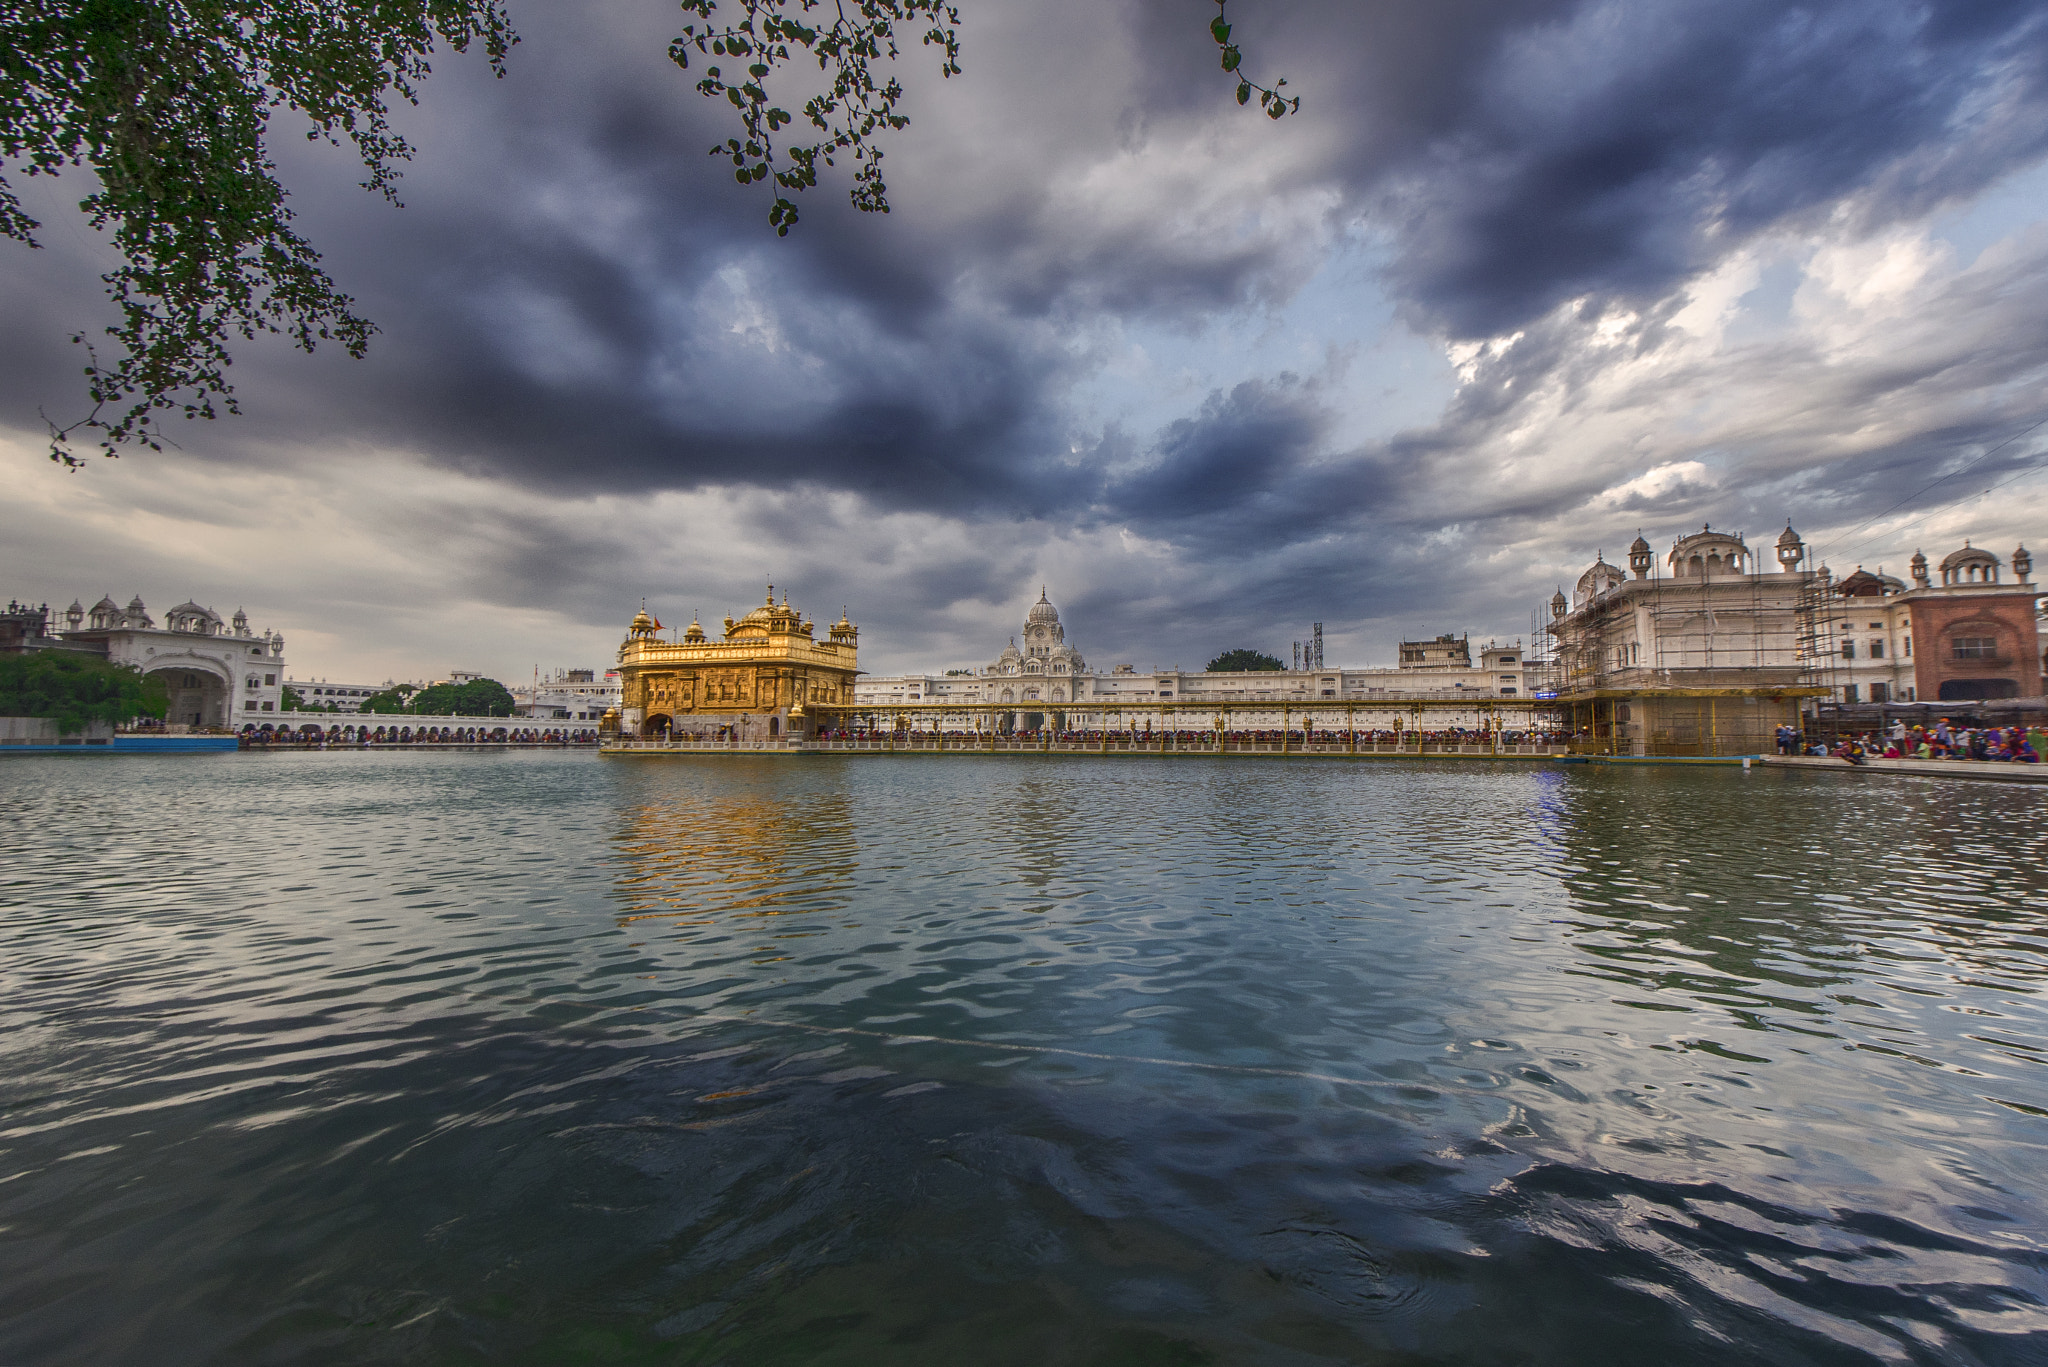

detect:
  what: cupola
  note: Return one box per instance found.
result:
[1775,523,1804,572]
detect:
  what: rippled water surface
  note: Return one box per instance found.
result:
[3,751,2046,1365]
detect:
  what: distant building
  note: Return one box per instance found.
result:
[285,678,393,712]
[855,589,1533,731]
[513,668,621,721]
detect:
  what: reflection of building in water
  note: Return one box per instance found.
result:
[613,588,859,739]
[612,790,856,926]
[1546,525,2042,753]
[3,593,288,727]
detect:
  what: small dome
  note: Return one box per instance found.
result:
[1939,542,1998,573]
[93,595,119,612]
[1777,523,1802,547]
[1027,588,1059,625]
[67,599,84,614]
[126,595,146,613]
[1629,534,1651,553]
[630,609,654,632]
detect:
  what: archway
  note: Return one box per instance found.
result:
[642,713,672,739]
[145,664,229,729]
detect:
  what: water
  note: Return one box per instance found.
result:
[2,752,2045,1365]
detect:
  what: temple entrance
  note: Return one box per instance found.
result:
[641,713,672,738]
[146,666,228,729]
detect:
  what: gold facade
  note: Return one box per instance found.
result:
[612,590,858,739]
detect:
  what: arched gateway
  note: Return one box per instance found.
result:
[145,664,230,729]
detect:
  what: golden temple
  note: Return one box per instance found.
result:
[610,589,858,740]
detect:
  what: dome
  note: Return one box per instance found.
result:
[1938,542,2002,586]
[1629,534,1650,553]
[1027,588,1059,625]
[1939,542,1998,573]
[1668,525,1750,577]
[67,599,84,614]
[629,609,655,633]
[1777,523,1802,547]
[1574,556,1625,602]
[93,595,118,612]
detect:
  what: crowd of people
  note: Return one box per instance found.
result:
[803,725,1567,747]
[1778,719,2045,764]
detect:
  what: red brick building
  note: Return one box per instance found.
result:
[1903,543,2040,702]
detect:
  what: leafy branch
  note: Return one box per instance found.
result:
[1,0,514,466]
[671,0,961,236]
[673,0,1298,234]
[1211,0,1298,119]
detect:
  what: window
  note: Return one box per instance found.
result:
[264,674,276,685]
[1871,683,1890,703]
[1843,684,1860,702]
[245,701,257,711]
[261,701,274,711]
[1952,636,1997,659]
[1841,641,1856,659]
[1903,637,1911,657]
[1870,641,1884,658]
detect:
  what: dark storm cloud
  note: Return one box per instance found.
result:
[1355,0,2048,336]
[9,0,2046,516]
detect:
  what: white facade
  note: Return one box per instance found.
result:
[513,668,622,721]
[58,594,287,727]
[286,678,392,712]
[854,590,1532,727]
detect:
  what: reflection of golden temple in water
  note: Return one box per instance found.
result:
[612,787,858,951]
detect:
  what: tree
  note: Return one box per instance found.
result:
[281,683,304,710]
[3,1,1294,465]
[0,650,167,731]
[1206,648,1282,672]
[358,682,417,714]
[408,676,515,716]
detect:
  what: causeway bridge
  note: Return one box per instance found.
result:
[242,711,599,745]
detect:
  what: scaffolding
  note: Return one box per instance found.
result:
[1547,532,1825,754]
[1795,563,1840,728]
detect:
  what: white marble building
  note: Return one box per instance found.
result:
[58,594,288,727]
[855,589,1532,729]
[512,668,622,721]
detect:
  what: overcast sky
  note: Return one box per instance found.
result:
[4,0,2047,682]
